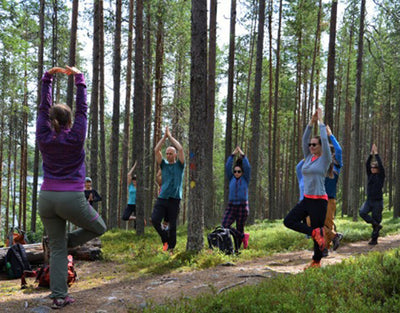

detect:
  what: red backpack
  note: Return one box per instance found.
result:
[21,255,77,289]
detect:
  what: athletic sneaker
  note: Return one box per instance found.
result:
[304,260,321,270]
[51,296,75,309]
[242,233,250,249]
[332,233,343,251]
[311,227,326,251]
[162,242,168,251]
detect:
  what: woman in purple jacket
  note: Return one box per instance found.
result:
[36,66,106,309]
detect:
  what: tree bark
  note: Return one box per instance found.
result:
[350,0,366,221]
[187,0,207,251]
[324,0,337,126]
[66,0,79,108]
[248,0,266,224]
[108,0,122,228]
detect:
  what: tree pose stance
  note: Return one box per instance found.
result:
[36,66,107,309]
[284,108,331,269]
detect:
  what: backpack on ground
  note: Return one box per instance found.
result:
[207,226,239,255]
[5,243,32,279]
[21,255,77,289]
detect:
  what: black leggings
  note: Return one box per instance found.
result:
[151,198,180,250]
[284,198,327,261]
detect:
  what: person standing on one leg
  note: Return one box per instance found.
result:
[221,146,251,250]
[122,161,138,227]
[37,66,107,309]
[151,126,185,254]
[284,108,331,269]
[359,144,385,245]
[323,125,343,254]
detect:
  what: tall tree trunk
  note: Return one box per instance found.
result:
[121,0,135,227]
[270,0,283,219]
[133,0,145,235]
[67,0,79,108]
[394,83,400,217]
[267,0,273,218]
[324,0,337,126]
[248,0,266,224]
[31,0,45,233]
[341,11,355,217]
[204,0,217,228]
[144,0,153,223]
[350,0,366,221]
[99,0,108,225]
[187,0,207,251]
[90,0,100,207]
[224,0,236,207]
[108,0,122,229]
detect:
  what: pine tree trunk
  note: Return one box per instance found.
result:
[248,0,266,224]
[66,0,79,108]
[350,0,366,221]
[224,0,236,207]
[133,0,145,235]
[204,0,217,228]
[108,0,122,229]
[187,0,207,251]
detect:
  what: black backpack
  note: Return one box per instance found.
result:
[207,226,239,255]
[5,243,31,279]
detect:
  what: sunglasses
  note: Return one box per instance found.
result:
[371,167,378,169]
[308,143,319,147]
[233,170,242,174]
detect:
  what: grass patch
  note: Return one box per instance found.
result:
[101,211,400,277]
[140,248,400,313]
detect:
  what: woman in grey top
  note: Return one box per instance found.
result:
[284,108,332,269]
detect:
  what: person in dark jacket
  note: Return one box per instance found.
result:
[84,177,102,208]
[222,146,251,250]
[359,143,385,245]
[37,66,107,309]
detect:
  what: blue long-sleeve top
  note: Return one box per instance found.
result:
[302,123,332,198]
[226,155,251,204]
[324,133,343,199]
[296,159,305,201]
[36,72,87,191]
[366,154,385,200]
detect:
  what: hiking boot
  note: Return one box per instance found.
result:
[332,233,343,251]
[322,248,329,258]
[304,260,321,270]
[242,233,250,249]
[162,242,168,251]
[51,296,75,309]
[311,227,326,251]
[368,238,378,245]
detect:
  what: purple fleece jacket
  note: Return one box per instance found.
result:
[36,71,87,191]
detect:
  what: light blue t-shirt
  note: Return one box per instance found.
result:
[159,159,185,199]
[128,182,136,205]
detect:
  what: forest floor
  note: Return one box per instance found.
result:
[2,233,400,313]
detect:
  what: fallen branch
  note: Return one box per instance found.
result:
[0,238,102,267]
[217,280,246,294]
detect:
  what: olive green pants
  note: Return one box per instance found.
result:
[39,191,107,299]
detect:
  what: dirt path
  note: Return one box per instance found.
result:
[2,234,400,313]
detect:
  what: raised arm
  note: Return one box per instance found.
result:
[327,125,343,169]
[225,155,234,180]
[302,111,318,158]
[154,130,168,165]
[127,161,137,186]
[318,109,332,167]
[166,126,185,164]
[68,67,87,142]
